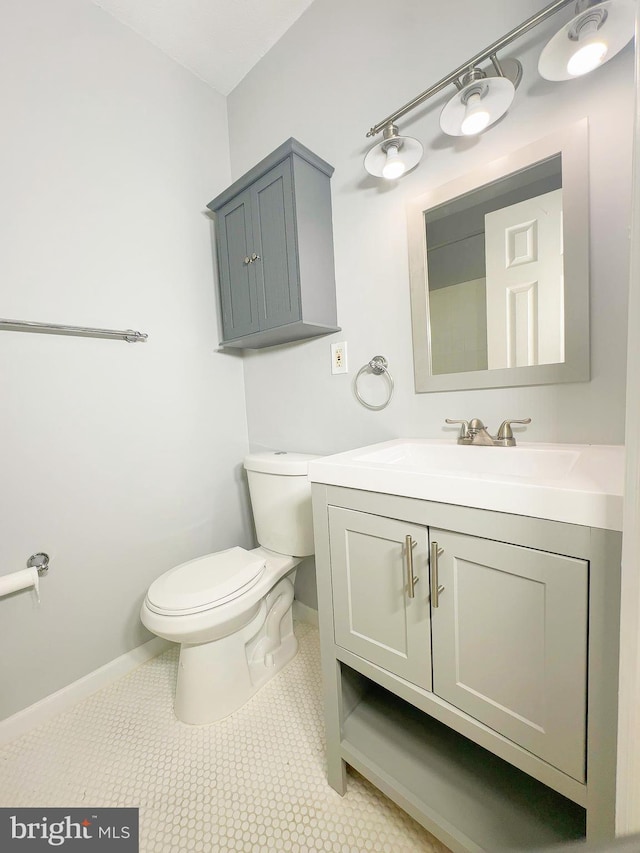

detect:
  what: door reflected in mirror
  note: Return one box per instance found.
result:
[426,156,563,375]
[408,121,589,392]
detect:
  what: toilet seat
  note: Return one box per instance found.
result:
[145,547,266,616]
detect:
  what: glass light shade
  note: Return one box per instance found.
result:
[538,0,634,82]
[440,77,515,137]
[363,134,423,179]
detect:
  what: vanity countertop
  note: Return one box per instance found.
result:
[308,439,625,530]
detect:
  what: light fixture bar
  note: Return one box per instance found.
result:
[366,0,575,138]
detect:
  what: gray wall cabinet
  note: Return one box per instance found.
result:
[312,484,622,853]
[208,139,339,349]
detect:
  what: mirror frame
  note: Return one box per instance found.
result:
[407,119,590,392]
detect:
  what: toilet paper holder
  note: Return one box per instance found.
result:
[26,552,50,576]
[0,552,50,602]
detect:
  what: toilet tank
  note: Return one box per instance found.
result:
[244,451,320,557]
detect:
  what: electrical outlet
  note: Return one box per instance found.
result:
[331,341,348,375]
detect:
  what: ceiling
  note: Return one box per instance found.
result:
[91,0,316,95]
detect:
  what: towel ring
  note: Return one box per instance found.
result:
[354,355,394,411]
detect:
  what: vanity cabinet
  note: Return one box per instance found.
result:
[329,507,432,689]
[431,528,588,783]
[313,484,621,852]
[207,138,340,349]
[330,506,587,781]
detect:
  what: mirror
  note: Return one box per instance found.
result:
[407,120,590,392]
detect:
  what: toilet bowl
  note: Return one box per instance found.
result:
[140,451,318,725]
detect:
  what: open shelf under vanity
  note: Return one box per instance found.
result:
[340,669,586,852]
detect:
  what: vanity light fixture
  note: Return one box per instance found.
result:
[363,0,634,179]
[363,123,423,179]
[538,0,635,80]
[439,66,517,137]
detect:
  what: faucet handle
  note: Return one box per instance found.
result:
[445,419,470,439]
[496,418,532,440]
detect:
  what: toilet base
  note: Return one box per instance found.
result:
[174,576,297,724]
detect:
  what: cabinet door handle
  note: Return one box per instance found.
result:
[243,256,251,265]
[430,541,445,608]
[405,535,419,599]
[251,252,261,262]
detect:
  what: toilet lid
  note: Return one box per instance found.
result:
[145,547,266,616]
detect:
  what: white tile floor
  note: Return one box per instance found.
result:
[0,622,450,852]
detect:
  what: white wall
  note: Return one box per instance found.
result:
[617,1,640,834]
[0,0,251,719]
[228,0,634,456]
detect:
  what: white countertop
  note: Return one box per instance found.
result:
[308,439,625,531]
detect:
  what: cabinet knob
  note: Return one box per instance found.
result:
[251,253,261,262]
[243,256,251,265]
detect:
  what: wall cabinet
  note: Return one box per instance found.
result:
[207,138,339,349]
[313,485,621,852]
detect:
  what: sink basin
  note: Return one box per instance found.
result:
[308,439,624,530]
[353,442,582,481]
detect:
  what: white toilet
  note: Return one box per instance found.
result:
[140,450,318,725]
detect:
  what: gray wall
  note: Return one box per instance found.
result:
[0,0,252,719]
[1,0,633,713]
[228,0,633,457]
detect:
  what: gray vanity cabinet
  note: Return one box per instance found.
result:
[208,138,339,349]
[313,484,622,852]
[430,528,588,782]
[328,507,431,689]
[327,506,588,781]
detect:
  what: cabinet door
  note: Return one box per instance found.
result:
[328,507,431,690]
[430,528,588,781]
[251,160,300,330]
[216,188,260,340]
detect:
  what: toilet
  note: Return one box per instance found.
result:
[140,450,318,725]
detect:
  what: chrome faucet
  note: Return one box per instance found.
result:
[445,418,531,447]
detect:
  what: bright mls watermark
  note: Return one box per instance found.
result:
[0,809,138,851]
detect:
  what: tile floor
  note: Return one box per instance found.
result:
[0,622,449,852]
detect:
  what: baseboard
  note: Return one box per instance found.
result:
[0,637,171,746]
[293,599,319,627]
